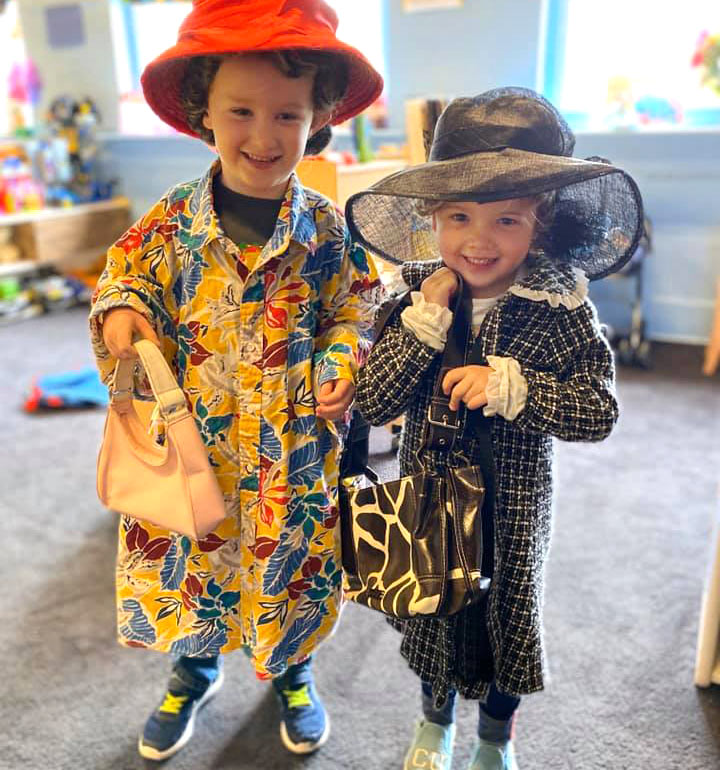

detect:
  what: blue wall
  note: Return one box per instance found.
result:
[384,0,543,131]
[98,136,215,218]
[575,131,720,344]
[87,0,720,345]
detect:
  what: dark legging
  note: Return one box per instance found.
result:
[421,680,520,726]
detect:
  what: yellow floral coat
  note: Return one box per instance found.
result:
[89,162,381,678]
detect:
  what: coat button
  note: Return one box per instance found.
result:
[245,464,254,474]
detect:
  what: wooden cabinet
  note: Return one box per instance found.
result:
[0,197,131,275]
[296,159,406,208]
[703,278,720,376]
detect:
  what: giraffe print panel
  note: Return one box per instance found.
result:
[339,465,490,619]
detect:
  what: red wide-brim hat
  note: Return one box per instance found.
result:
[141,0,384,136]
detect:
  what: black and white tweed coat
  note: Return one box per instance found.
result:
[355,253,618,702]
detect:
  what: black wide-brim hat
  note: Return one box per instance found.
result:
[346,87,644,280]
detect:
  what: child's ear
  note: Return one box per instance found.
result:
[431,212,438,233]
[202,111,212,132]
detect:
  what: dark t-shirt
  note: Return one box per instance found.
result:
[212,176,283,247]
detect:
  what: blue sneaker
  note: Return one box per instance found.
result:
[404,720,455,770]
[466,739,518,770]
[138,663,224,760]
[273,661,330,754]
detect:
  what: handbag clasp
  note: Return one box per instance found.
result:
[427,399,460,430]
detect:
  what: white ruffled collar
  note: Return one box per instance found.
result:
[397,252,589,310]
[507,253,588,309]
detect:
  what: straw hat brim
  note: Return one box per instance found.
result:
[346,148,644,280]
[142,41,383,138]
[349,147,616,202]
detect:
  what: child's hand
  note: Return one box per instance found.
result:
[102,307,161,359]
[420,267,459,308]
[316,379,355,421]
[442,365,492,411]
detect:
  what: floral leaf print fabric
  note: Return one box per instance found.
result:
[90,162,383,679]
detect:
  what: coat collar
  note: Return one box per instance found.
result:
[508,252,588,309]
[400,252,588,310]
[177,161,319,257]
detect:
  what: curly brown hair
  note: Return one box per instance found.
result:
[180,50,349,153]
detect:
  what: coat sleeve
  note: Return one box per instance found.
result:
[355,303,440,426]
[509,301,619,442]
[88,198,179,384]
[313,226,384,386]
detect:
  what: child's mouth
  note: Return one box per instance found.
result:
[463,256,498,268]
[242,151,281,168]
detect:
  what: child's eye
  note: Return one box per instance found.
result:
[498,217,519,226]
[449,213,469,223]
[232,108,252,117]
[278,112,300,121]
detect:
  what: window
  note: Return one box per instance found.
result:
[112,0,385,135]
[542,0,720,131]
[0,0,31,136]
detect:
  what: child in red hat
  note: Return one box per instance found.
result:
[89,0,383,761]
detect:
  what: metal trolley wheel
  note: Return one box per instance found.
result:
[617,335,652,369]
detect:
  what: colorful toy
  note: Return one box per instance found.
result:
[23,367,109,412]
[45,95,107,201]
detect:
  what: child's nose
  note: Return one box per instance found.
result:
[465,229,494,253]
[248,118,278,149]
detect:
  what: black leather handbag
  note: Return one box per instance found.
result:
[339,277,494,619]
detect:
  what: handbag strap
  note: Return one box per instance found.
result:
[110,339,187,418]
[344,272,478,478]
[422,275,473,454]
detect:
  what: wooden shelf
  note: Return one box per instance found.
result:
[0,197,130,227]
[0,260,47,278]
[0,197,131,274]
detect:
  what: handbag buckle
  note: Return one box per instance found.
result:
[427,399,460,430]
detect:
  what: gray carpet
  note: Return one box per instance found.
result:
[1,306,719,770]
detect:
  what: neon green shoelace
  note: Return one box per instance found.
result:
[158,692,189,715]
[283,685,312,709]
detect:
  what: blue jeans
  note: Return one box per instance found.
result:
[272,657,313,692]
[174,655,312,692]
[174,655,222,691]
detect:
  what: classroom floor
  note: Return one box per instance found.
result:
[2,307,719,770]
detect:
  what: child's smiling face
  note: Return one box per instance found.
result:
[432,198,537,298]
[202,54,327,199]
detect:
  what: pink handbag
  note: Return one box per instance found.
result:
[97,339,226,540]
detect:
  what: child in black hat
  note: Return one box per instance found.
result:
[347,87,643,770]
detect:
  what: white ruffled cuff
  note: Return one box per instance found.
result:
[400,291,453,351]
[483,355,528,421]
[381,265,410,295]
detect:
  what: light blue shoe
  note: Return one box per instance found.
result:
[404,720,455,770]
[466,738,518,770]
